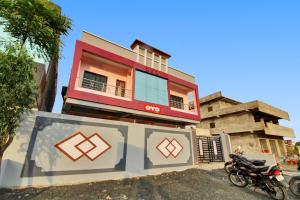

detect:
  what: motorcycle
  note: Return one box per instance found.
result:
[228,159,288,200]
[224,153,266,173]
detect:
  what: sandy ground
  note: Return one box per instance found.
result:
[0,168,298,200]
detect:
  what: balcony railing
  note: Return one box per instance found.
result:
[170,100,196,112]
[82,78,132,99]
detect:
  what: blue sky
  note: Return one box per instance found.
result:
[52,0,300,141]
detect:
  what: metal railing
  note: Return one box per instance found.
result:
[82,78,132,99]
[170,100,196,111]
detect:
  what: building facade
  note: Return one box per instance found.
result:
[197,91,296,158]
[62,31,200,127]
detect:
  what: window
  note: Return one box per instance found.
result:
[139,55,144,63]
[115,80,126,97]
[139,47,145,55]
[147,51,152,58]
[187,92,195,110]
[210,122,216,128]
[170,95,184,110]
[188,101,195,110]
[146,50,152,66]
[208,106,213,112]
[138,47,145,64]
[134,70,168,105]
[154,54,160,69]
[82,71,107,92]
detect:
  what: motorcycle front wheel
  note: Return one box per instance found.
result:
[228,171,248,187]
[289,176,300,197]
[267,181,288,200]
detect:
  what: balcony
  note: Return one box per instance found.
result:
[265,122,295,138]
[82,78,132,99]
[170,100,197,114]
[210,121,266,135]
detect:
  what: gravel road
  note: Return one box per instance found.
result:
[0,168,297,200]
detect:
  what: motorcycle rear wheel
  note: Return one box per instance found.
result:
[224,162,232,174]
[228,171,248,188]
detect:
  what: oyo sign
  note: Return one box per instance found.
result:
[144,105,161,114]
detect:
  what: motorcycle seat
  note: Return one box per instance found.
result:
[249,159,266,166]
[253,165,270,173]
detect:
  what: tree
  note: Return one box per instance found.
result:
[0,0,72,60]
[0,0,71,168]
[0,44,37,165]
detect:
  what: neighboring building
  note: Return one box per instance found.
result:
[62,31,200,127]
[197,91,296,158]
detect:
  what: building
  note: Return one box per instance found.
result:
[197,91,296,158]
[62,31,200,127]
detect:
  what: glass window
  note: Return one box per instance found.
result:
[82,71,107,92]
[208,106,213,112]
[210,122,216,128]
[170,95,184,109]
[147,51,152,58]
[161,57,166,64]
[139,47,145,55]
[139,55,144,63]
[115,80,126,97]
[146,58,152,67]
[161,64,166,72]
[154,61,159,69]
[134,70,168,106]
[154,54,159,61]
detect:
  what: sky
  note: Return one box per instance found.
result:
[52,0,300,141]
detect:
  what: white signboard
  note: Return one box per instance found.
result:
[198,139,203,155]
[213,141,218,155]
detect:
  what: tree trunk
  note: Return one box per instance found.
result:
[0,135,14,174]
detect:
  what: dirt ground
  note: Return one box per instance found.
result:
[0,168,297,200]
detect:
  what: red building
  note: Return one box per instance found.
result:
[62,31,200,127]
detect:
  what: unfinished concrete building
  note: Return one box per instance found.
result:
[197,91,296,158]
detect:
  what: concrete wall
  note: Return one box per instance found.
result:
[168,67,195,83]
[0,111,194,188]
[81,31,136,61]
[229,133,262,154]
[198,112,257,134]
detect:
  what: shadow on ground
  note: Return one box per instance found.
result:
[0,168,297,200]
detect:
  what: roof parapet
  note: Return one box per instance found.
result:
[200,91,241,105]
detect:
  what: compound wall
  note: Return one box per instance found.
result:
[0,111,195,188]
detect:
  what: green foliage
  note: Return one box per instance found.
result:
[0,0,72,60]
[0,44,37,148]
[0,0,71,153]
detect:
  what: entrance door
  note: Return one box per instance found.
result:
[115,80,126,97]
[197,136,224,163]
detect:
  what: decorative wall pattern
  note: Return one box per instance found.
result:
[0,111,194,188]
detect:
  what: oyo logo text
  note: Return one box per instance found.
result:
[144,105,161,114]
[156,138,183,158]
[55,132,111,161]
